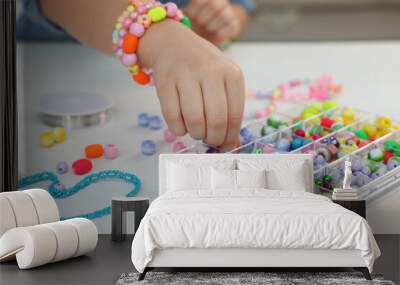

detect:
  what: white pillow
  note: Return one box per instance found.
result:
[237,157,309,192]
[236,169,267,189]
[211,168,237,190]
[167,162,211,191]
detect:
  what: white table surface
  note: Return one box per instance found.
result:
[17,41,400,233]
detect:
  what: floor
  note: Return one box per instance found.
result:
[0,235,399,285]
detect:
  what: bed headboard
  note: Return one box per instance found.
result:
[159,154,314,196]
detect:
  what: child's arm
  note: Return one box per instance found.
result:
[185,0,249,45]
[39,1,245,149]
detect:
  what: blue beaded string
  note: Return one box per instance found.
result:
[18,170,141,220]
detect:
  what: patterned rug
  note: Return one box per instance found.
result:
[116,271,396,285]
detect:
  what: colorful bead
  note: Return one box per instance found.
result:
[128,64,140,75]
[39,132,55,148]
[276,138,290,152]
[368,148,384,162]
[164,129,176,143]
[165,2,178,17]
[122,34,138,54]
[141,140,156,155]
[130,23,145,37]
[180,16,192,29]
[137,14,151,28]
[172,141,186,153]
[148,115,163,130]
[104,144,120,160]
[85,144,105,159]
[354,129,369,141]
[56,162,69,174]
[320,118,335,129]
[133,71,151,85]
[294,129,306,137]
[52,127,66,143]
[121,53,138,66]
[383,151,394,164]
[148,7,167,22]
[377,117,393,130]
[363,123,377,139]
[72,159,93,175]
[138,113,150,127]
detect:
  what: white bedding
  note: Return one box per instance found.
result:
[131,190,380,273]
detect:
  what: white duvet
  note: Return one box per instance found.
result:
[131,190,380,273]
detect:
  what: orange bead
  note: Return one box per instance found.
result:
[133,71,151,85]
[122,34,138,54]
[85,144,105,159]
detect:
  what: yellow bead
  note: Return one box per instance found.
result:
[115,23,123,30]
[127,5,135,12]
[148,7,167,23]
[40,132,55,148]
[362,123,377,139]
[52,127,66,143]
[128,64,140,75]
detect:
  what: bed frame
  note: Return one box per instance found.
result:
[139,154,372,281]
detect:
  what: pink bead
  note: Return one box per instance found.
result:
[130,23,145,37]
[174,10,184,21]
[255,110,266,119]
[119,29,127,37]
[173,141,186,153]
[130,12,138,19]
[104,144,120,160]
[165,2,178,17]
[118,38,124,47]
[116,49,124,57]
[164,129,176,143]
[137,5,147,14]
[112,44,119,52]
[263,145,275,154]
[121,53,137,66]
[123,18,133,29]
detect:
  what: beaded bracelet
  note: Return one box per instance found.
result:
[112,0,192,86]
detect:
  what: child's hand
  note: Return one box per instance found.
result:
[139,20,245,150]
[185,0,247,45]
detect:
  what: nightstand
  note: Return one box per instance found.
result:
[333,200,366,218]
[112,197,150,242]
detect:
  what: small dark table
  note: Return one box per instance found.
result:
[333,200,366,218]
[112,197,150,242]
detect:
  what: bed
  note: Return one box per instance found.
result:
[131,154,381,281]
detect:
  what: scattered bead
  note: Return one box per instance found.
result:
[148,115,163,130]
[104,144,120,160]
[40,132,55,148]
[72,159,93,175]
[141,140,156,155]
[138,113,150,127]
[172,141,186,153]
[85,144,105,159]
[56,162,69,174]
[52,127,66,143]
[164,129,176,143]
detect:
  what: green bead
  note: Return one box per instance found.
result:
[310,125,323,135]
[365,160,380,172]
[384,141,397,152]
[252,148,262,154]
[267,117,281,129]
[181,16,192,29]
[148,7,167,23]
[261,126,267,137]
[332,123,344,131]
[354,129,369,141]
